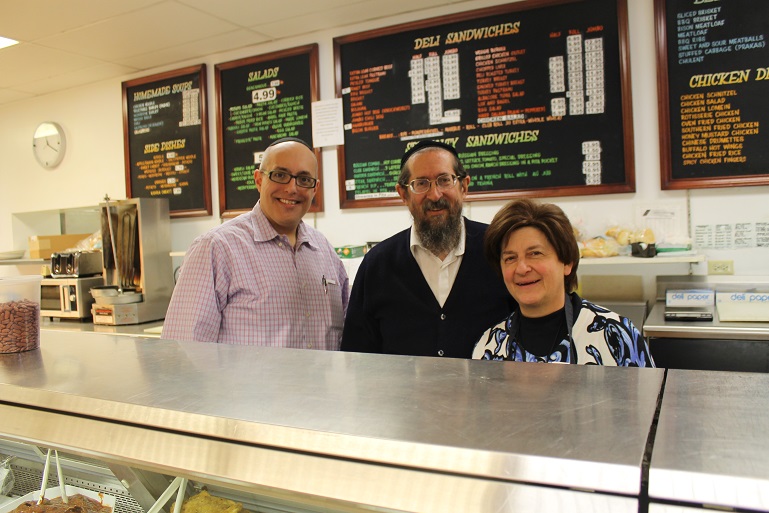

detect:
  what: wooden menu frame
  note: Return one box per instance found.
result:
[122,65,212,218]
[656,0,769,190]
[334,0,635,209]
[215,44,322,218]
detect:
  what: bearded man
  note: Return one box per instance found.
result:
[341,140,515,358]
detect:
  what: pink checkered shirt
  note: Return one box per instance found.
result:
[162,202,349,348]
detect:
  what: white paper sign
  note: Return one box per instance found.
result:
[311,99,344,147]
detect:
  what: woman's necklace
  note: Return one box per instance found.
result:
[547,316,566,357]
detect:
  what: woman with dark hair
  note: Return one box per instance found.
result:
[472,199,654,366]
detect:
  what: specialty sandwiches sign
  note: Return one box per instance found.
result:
[334,0,635,208]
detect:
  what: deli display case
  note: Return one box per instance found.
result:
[0,331,666,513]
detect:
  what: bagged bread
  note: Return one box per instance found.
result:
[605,226,655,246]
[579,237,620,258]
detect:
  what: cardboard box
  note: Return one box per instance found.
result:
[28,233,91,260]
[335,245,366,259]
[665,289,715,307]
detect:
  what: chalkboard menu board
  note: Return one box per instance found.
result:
[334,0,634,208]
[656,0,769,190]
[215,44,322,217]
[122,65,211,218]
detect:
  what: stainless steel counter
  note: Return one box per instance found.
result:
[41,318,164,338]
[0,331,665,512]
[649,369,769,511]
[644,301,769,341]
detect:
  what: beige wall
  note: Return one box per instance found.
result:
[1,0,767,294]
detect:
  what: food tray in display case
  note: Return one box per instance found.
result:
[0,485,116,513]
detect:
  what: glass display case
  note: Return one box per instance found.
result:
[8,332,769,511]
[0,331,667,513]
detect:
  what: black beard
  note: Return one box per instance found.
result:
[415,197,463,256]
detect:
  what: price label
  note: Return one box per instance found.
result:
[252,87,277,103]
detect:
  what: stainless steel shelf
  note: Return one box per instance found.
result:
[41,319,164,339]
[580,254,704,266]
[0,258,45,266]
[644,301,769,341]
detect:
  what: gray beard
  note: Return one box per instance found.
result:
[415,199,463,256]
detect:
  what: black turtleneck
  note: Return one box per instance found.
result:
[517,307,568,357]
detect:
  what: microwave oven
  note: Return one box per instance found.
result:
[40,276,104,319]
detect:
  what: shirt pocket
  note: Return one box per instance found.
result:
[321,275,345,345]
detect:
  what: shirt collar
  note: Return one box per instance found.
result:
[251,201,317,248]
[409,217,466,257]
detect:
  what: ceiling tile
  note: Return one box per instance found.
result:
[0,0,493,106]
[117,29,271,69]
[256,0,449,38]
[180,0,354,27]
[0,88,33,104]
[0,44,107,88]
[0,0,162,42]
[36,3,241,61]
[18,63,138,95]
[345,0,451,20]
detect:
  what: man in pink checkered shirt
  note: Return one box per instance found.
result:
[162,138,348,347]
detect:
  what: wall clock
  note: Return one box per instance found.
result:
[33,122,66,169]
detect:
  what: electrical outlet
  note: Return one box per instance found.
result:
[708,260,734,275]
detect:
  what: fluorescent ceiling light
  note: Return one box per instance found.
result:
[0,36,19,50]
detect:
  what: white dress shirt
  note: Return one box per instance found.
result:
[409,219,466,307]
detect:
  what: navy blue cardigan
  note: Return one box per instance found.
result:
[341,219,515,358]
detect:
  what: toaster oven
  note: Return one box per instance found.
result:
[40,276,105,319]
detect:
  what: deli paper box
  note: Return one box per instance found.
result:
[666,289,715,307]
[716,291,769,322]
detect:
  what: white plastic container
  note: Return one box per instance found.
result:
[0,275,43,353]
